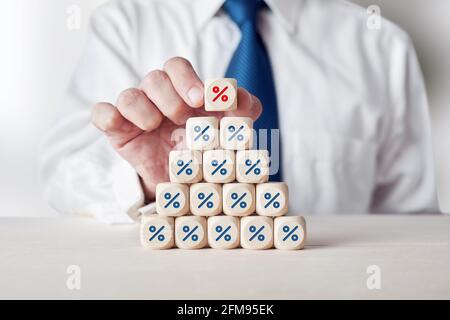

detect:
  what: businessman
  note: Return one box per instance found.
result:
[40,0,439,223]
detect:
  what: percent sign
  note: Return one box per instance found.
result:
[215,225,232,242]
[194,125,211,141]
[149,225,165,242]
[212,85,229,102]
[245,159,261,175]
[163,192,181,209]
[182,225,199,242]
[227,125,245,142]
[264,192,280,209]
[197,192,214,209]
[231,192,247,209]
[176,159,193,176]
[249,225,265,242]
[211,159,227,176]
[282,225,299,242]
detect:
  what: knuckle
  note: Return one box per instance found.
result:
[142,70,169,88]
[164,56,191,71]
[117,88,142,106]
[91,103,103,126]
[91,103,120,131]
[103,110,121,130]
[91,102,103,115]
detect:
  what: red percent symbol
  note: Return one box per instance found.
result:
[212,86,229,102]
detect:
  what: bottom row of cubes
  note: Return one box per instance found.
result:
[141,215,306,250]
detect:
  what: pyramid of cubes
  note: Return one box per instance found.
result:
[141,78,306,250]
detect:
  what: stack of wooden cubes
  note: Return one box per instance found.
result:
[141,79,306,250]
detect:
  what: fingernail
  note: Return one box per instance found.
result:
[187,86,203,107]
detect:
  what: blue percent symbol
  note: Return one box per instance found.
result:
[249,225,265,242]
[182,225,199,242]
[264,192,281,209]
[194,125,211,141]
[198,192,214,209]
[282,225,299,242]
[163,192,181,209]
[215,225,232,242]
[231,192,247,209]
[149,225,165,242]
[176,159,193,175]
[245,159,261,175]
[211,159,228,176]
[227,125,245,141]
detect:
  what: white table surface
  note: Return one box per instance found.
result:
[1,215,449,299]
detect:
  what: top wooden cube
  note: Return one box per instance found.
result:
[204,78,237,112]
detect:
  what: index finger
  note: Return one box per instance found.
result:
[163,57,204,108]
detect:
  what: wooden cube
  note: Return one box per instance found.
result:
[274,216,306,250]
[222,183,255,216]
[236,150,269,183]
[140,215,174,249]
[186,117,219,150]
[219,117,253,150]
[240,216,274,250]
[175,216,207,249]
[169,150,202,183]
[207,215,240,249]
[204,78,237,112]
[203,149,236,183]
[156,183,189,216]
[190,183,222,216]
[256,182,289,216]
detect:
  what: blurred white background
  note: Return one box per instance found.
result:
[0,0,449,216]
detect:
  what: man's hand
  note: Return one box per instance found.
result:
[91,57,262,201]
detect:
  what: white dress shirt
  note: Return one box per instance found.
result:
[40,0,439,223]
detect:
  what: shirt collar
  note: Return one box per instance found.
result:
[193,0,303,34]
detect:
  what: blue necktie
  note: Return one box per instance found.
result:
[223,0,282,181]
